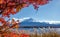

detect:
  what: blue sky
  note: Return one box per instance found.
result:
[10,0,60,21]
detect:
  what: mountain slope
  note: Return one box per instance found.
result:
[16,17,60,28]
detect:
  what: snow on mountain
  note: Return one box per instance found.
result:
[12,17,33,22]
[12,17,60,32]
[12,17,60,24]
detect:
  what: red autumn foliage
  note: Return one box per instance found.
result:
[0,0,50,18]
[0,17,6,24]
[0,0,50,24]
[0,0,51,37]
[19,34,30,37]
[3,32,30,37]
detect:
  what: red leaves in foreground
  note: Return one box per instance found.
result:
[0,0,50,18]
[0,17,6,24]
[0,0,51,25]
[0,18,30,37]
[3,32,30,37]
[2,8,17,18]
[21,34,30,37]
[20,34,30,37]
[0,0,51,37]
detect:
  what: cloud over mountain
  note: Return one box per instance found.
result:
[12,17,60,32]
[13,17,60,24]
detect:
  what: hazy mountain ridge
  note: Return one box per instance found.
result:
[13,17,60,28]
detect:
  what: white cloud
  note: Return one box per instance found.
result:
[38,20,60,24]
[12,17,31,22]
[11,17,60,24]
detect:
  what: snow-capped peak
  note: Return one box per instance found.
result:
[12,17,33,22]
[12,17,60,24]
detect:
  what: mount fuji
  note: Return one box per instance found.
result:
[13,17,60,28]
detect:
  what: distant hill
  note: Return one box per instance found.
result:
[17,17,60,28]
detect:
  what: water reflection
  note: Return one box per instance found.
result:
[16,28,60,34]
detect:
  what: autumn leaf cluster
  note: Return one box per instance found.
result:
[0,0,50,37]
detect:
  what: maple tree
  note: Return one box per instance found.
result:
[0,0,51,24]
[0,0,51,37]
